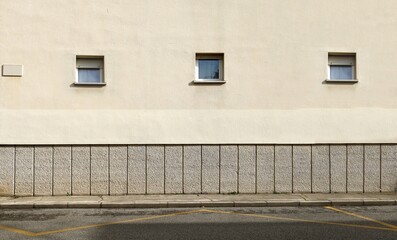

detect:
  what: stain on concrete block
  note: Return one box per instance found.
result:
[239,145,256,193]
[147,146,164,194]
[165,146,183,194]
[128,145,146,194]
[34,146,52,196]
[257,145,274,193]
[220,145,237,193]
[72,146,90,195]
[275,145,292,193]
[91,146,109,195]
[183,145,201,194]
[0,147,14,196]
[330,145,347,193]
[312,145,330,193]
[15,147,34,196]
[109,146,127,195]
[293,145,311,193]
[364,145,380,192]
[53,146,71,196]
[202,145,219,194]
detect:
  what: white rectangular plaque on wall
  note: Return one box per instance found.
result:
[2,65,23,77]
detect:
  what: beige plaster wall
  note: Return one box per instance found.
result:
[1,0,397,144]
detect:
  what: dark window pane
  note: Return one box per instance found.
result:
[78,68,101,83]
[330,65,353,80]
[198,59,220,79]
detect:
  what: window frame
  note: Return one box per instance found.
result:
[75,56,106,86]
[194,53,225,84]
[327,53,357,83]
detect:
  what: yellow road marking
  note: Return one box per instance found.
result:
[201,209,397,232]
[325,206,397,230]
[0,225,36,237]
[34,209,204,236]
[0,209,204,237]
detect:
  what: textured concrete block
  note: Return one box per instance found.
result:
[34,146,53,196]
[347,145,364,193]
[128,145,146,194]
[72,146,90,195]
[147,146,164,194]
[91,146,109,195]
[381,145,397,192]
[364,145,380,192]
[15,147,34,196]
[312,145,330,193]
[330,145,347,193]
[165,146,183,194]
[202,145,220,194]
[183,145,201,194]
[275,145,292,193]
[257,145,274,193]
[220,145,237,193]
[0,147,14,196]
[109,146,127,195]
[53,146,72,196]
[239,145,256,193]
[293,145,311,193]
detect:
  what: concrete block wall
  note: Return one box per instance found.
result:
[0,144,396,196]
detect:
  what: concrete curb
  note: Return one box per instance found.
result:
[0,199,396,209]
[299,200,331,206]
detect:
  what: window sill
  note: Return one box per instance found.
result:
[325,79,358,84]
[193,80,226,84]
[73,82,107,87]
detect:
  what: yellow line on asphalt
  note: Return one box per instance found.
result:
[0,209,205,237]
[34,209,205,237]
[201,209,397,232]
[0,225,36,237]
[325,206,397,230]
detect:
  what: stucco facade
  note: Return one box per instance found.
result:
[0,1,396,195]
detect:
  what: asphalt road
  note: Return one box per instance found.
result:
[0,206,396,240]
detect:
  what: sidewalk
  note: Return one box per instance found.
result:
[0,193,396,209]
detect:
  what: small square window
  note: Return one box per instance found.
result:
[327,53,357,82]
[75,56,105,85]
[195,53,225,83]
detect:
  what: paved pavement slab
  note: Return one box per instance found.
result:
[0,193,395,209]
